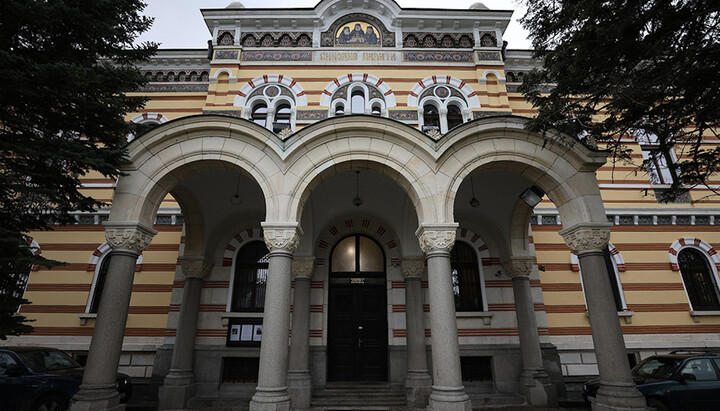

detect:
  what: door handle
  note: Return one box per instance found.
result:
[358,338,363,349]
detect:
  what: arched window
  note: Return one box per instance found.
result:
[335,103,345,116]
[251,103,268,127]
[273,103,291,133]
[422,104,440,131]
[450,241,484,311]
[602,247,625,311]
[231,241,270,312]
[678,248,720,311]
[351,90,365,114]
[371,104,382,116]
[0,260,32,314]
[447,104,464,130]
[88,255,111,314]
[331,235,384,274]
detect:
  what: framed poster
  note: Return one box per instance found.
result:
[226,317,263,347]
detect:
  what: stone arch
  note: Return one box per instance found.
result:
[408,75,480,108]
[110,116,282,228]
[234,74,308,107]
[131,112,170,125]
[314,214,403,270]
[210,68,236,83]
[281,116,439,224]
[479,69,506,84]
[438,116,608,227]
[669,237,720,272]
[570,243,626,272]
[319,73,397,108]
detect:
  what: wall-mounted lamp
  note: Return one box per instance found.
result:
[519,185,545,208]
[538,265,546,272]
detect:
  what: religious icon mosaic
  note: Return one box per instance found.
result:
[336,21,381,46]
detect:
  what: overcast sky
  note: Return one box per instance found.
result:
[136,0,531,49]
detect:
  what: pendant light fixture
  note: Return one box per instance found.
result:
[352,171,363,207]
[230,174,243,205]
[469,175,480,208]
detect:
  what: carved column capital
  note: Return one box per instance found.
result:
[104,222,157,254]
[501,256,535,279]
[180,256,213,279]
[261,222,303,254]
[559,222,613,254]
[415,224,459,254]
[292,257,315,280]
[401,257,425,279]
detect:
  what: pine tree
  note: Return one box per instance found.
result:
[0,0,157,339]
[520,0,720,202]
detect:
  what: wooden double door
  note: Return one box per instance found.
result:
[327,235,388,382]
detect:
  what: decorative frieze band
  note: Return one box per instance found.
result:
[559,222,613,254]
[401,257,425,279]
[261,222,302,253]
[415,224,459,254]
[292,257,315,280]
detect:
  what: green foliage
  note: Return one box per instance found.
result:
[0,0,157,339]
[520,0,720,202]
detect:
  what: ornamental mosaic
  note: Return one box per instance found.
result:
[389,110,418,121]
[214,50,239,60]
[247,84,295,102]
[472,111,511,119]
[296,110,328,121]
[419,85,466,103]
[403,51,473,62]
[402,33,473,48]
[202,110,243,118]
[139,84,209,93]
[336,21,381,46]
[144,71,210,83]
[240,32,312,48]
[322,14,395,48]
[241,51,313,61]
[476,51,503,61]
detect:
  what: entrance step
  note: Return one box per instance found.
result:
[311,384,406,410]
[469,393,527,408]
[186,396,250,411]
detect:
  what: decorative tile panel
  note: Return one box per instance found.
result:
[403,51,473,62]
[389,110,418,121]
[297,110,328,121]
[214,50,239,60]
[241,51,313,61]
[476,51,503,61]
[472,111,511,119]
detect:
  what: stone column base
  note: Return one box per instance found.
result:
[70,383,124,411]
[593,382,648,411]
[405,370,432,409]
[428,385,471,411]
[518,369,557,407]
[158,383,196,410]
[287,371,312,410]
[250,386,292,411]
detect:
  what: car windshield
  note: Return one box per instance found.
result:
[17,349,80,373]
[632,357,681,380]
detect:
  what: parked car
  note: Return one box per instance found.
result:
[0,347,132,411]
[583,350,720,411]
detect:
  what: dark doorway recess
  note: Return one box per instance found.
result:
[327,234,388,382]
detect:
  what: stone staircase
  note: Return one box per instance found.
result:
[310,383,407,410]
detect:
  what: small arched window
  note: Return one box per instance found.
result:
[423,104,440,131]
[273,104,291,133]
[450,241,484,311]
[371,104,382,116]
[678,248,720,311]
[602,247,625,311]
[232,241,270,312]
[251,104,268,127]
[88,255,111,314]
[447,105,464,130]
[335,104,345,116]
[351,90,365,114]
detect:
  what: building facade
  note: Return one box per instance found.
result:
[5,1,720,411]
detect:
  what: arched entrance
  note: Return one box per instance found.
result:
[327,234,388,382]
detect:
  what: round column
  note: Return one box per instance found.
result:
[71,223,156,411]
[502,256,554,407]
[287,257,315,410]
[158,256,212,410]
[560,223,646,411]
[402,257,433,408]
[416,224,471,411]
[250,223,302,411]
